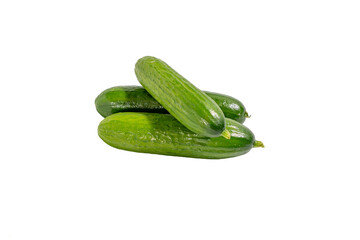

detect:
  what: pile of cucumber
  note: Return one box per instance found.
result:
[95,56,263,159]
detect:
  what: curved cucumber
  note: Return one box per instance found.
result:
[135,56,227,138]
[98,112,263,159]
[95,86,248,123]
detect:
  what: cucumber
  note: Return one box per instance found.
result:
[95,86,249,123]
[98,112,263,159]
[135,56,228,138]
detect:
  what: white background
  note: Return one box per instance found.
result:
[1,0,359,239]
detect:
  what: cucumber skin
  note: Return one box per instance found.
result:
[98,112,255,159]
[135,56,226,138]
[95,86,247,123]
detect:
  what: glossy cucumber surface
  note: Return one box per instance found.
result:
[135,56,227,138]
[98,112,262,159]
[95,86,248,123]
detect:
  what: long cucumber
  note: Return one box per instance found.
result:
[98,112,263,159]
[135,56,229,138]
[95,86,249,123]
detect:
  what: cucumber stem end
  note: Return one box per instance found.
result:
[253,141,264,148]
[221,129,231,139]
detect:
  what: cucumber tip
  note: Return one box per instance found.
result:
[253,141,264,148]
[221,129,231,139]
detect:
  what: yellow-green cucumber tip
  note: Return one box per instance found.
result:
[221,129,231,139]
[253,141,264,148]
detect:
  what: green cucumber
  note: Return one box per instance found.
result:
[135,56,228,138]
[98,112,263,159]
[95,86,249,123]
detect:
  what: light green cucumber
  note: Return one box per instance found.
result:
[135,56,229,138]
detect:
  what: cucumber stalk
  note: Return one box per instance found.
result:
[253,141,264,148]
[221,129,231,139]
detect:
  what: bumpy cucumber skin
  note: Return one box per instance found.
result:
[98,112,255,159]
[95,86,247,123]
[135,56,226,138]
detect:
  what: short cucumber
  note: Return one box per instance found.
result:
[135,56,228,138]
[98,112,263,159]
[95,86,248,123]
